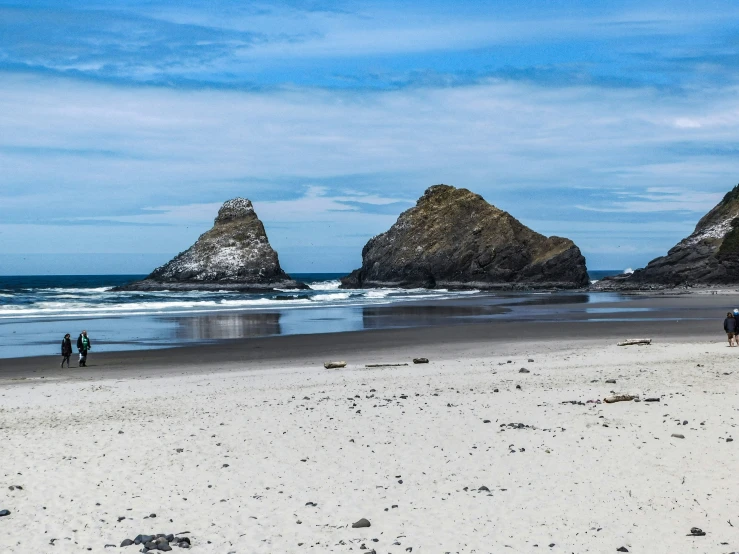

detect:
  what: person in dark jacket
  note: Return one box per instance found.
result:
[724,313,737,347]
[77,330,91,367]
[61,333,72,368]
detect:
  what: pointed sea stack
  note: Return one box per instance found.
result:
[117,198,307,291]
[340,185,589,290]
[595,184,739,290]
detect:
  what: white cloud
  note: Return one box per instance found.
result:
[3,72,739,269]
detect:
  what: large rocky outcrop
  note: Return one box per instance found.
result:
[340,184,589,290]
[595,184,739,290]
[117,198,306,291]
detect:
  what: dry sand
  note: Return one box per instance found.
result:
[1,328,739,553]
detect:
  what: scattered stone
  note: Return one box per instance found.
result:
[483,419,491,423]
[617,548,629,552]
[413,358,429,364]
[0,510,9,517]
[727,438,734,443]
[478,486,490,492]
[688,527,706,536]
[121,533,190,549]
[515,385,522,390]
[605,379,616,384]
[672,433,685,439]
[528,358,534,362]
[519,368,530,373]
[644,397,661,402]
[493,388,499,393]
[352,518,371,528]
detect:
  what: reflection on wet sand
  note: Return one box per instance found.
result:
[172,312,281,340]
[362,304,508,329]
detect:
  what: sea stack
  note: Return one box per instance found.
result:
[117,198,306,291]
[340,184,589,290]
[595,184,739,290]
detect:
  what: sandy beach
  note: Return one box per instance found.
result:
[2,309,739,554]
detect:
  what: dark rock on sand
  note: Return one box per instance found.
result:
[413,358,429,364]
[519,368,530,373]
[617,548,629,552]
[340,185,589,290]
[594,183,739,289]
[115,198,306,292]
[352,518,371,528]
[120,539,134,547]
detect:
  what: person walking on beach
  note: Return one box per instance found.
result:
[724,313,737,347]
[61,333,72,368]
[77,330,91,367]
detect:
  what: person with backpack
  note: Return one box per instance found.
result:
[61,333,72,368]
[77,330,91,367]
[724,313,737,347]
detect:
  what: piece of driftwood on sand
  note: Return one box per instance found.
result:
[324,361,347,369]
[617,338,652,346]
[365,363,409,368]
[604,394,640,403]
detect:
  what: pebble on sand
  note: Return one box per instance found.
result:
[352,518,371,528]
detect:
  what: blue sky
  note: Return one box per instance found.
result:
[2,0,739,274]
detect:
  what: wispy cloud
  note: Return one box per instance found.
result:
[575,188,724,214]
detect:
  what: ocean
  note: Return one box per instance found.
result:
[0,271,626,359]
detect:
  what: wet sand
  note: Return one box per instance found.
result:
[0,315,723,382]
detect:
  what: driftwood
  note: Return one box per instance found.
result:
[324,361,347,369]
[617,338,652,346]
[365,363,409,368]
[603,394,639,403]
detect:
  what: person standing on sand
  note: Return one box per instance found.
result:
[77,330,91,367]
[61,333,72,368]
[724,313,737,347]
